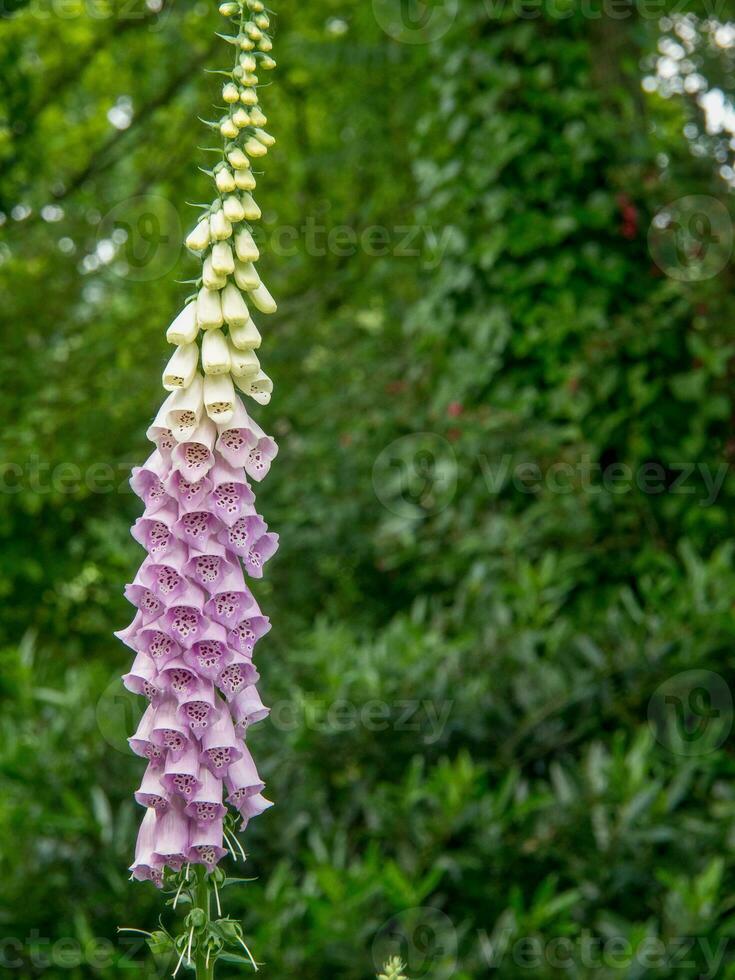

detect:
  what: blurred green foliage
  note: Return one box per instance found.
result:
[3,0,735,977]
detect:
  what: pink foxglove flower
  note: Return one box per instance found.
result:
[117,0,279,903]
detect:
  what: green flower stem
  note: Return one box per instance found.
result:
[195,867,214,980]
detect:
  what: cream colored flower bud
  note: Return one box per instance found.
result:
[247,0,264,10]
[240,53,257,72]
[234,227,260,262]
[209,210,233,241]
[245,22,262,40]
[202,328,231,376]
[229,343,260,379]
[232,106,251,129]
[234,169,257,191]
[163,343,198,391]
[223,195,246,222]
[254,13,269,29]
[227,147,251,170]
[215,168,236,193]
[167,372,204,441]
[260,56,276,70]
[244,137,267,158]
[240,193,261,221]
[249,106,267,127]
[240,88,258,107]
[166,302,198,346]
[203,373,236,425]
[219,1,239,15]
[250,281,277,314]
[221,282,249,327]
[229,316,261,350]
[197,287,224,330]
[186,218,210,251]
[222,82,240,104]
[202,254,227,290]
[234,259,261,291]
[239,36,255,51]
[211,241,235,277]
[240,72,259,86]
[220,116,240,139]
[259,37,273,52]
[253,127,275,147]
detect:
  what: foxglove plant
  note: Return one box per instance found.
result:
[117,1,279,974]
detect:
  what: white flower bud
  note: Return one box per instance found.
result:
[227,147,251,170]
[202,254,227,290]
[166,302,198,346]
[245,22,262,40]
[223,195,246,222]
[240,54,257,72]
[229,316,261,350]
[244,137,267,158]
[234,259,261,291]
[254,13,269,29]
[232,106,251,129]
[163,343,198,391]
[222,82,240,104]
[186,218,210,251]
[260,56,276,70]
[240,88,258,106]
[239,36,255,51]
[197,287,224,330]
[203,373,236,425]
[209,210,233,241]
[220,116,239,139]
[240,193,261,221]
[228,343,260,379]
[253,127,275,147]
[234,227,260,262]
[202,328,231,376]
[219,1,239,15]
[166,373,204,442]
[258,37,273,52]
[249,106,267,127]
[211,240,235,277]
[234,169,257,191]
[221,282,249,327]
[247,0,264,10]
[249,281,277,314]
[215,168,237,193]
[241,72,259,86]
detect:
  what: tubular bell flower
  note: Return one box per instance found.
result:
[118,1,281,970]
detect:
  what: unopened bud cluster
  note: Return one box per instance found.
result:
[173,0,279,416]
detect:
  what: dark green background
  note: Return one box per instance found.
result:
[3,1,735,976]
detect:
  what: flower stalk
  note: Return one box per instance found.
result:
[195,868,214,980]
[116,0,280,974]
